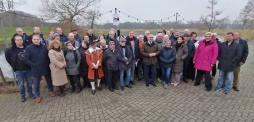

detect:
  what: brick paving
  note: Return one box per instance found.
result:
[0,41,254,122]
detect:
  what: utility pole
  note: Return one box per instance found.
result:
[115,8,118,40]
[175,13,178,24]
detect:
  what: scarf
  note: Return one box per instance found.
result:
[175,42,183,51]
[53,47,61,52]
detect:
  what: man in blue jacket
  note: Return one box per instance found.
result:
[24,34,56,103]
[232,32,249,92]
[56,27,68,42]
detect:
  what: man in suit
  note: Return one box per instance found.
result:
[232,31,249,92]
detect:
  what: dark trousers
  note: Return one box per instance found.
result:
[212,63,217,76]
[137,60,144,79]
[81,74,90,87]
[101,65,107,86]
[144,64,156,84]
[187,60,196,80]
[183,60,190,81]
[107,70,118,88]
[195,70,212,90]
[69,75,81,90]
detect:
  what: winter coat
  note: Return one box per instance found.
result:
[74,34,82,43]
[103,48,118,71]
[64,49,81,75]
[85,47,104,80]
[106,37,119,47]
[185,40,196,61]
[24,44,51,77]
[193,39,218,72]
[140,41,161,65]
[11,33,31,46]
[236,38,249,64]
[5,44,30,71]
[218,41,241,72]
[159,47,176,68]
[126,36,140,60]
[48,49,68,86]
[116,45,133,70]
[172,43,188,73]
[106,29,120,40]
[78,47,89,76]
[59,33,68,42]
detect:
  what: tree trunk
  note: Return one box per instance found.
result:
[90,15,95,29]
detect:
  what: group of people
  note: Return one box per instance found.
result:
[5,26,249,103]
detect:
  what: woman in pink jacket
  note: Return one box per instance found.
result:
[193,32,219,91]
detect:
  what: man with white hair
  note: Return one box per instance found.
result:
[184,29,190,34]
[65,33,80,50]
[106,26,120,40]
[11,28,30,46]
[155,32,164,82]
[144,30,150,42]
[107,30,119,46]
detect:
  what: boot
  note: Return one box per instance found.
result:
[76,82,82,93]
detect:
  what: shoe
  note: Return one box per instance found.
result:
[71,88,75,93]
[97,86,102,91]
[35,97,42,103]
[108,88,114,92]
[146,84,149,87]
[163,84,168,89]
[29,94,36,99]
[92,90,96,95]
[170,83,174,85]
[174,84,178,86]
[21,97,26,102]
[48,92,56,97]
[113,86,119,90]
[194,83,200,86]
[121,86,125,91]
[206,88,212,91]
[221,84,225,88]
[157,78,162,83]
[211,76,215,79]
[57,92,65,97]
[233,86,239,92]
[130,81,135,85]
[183,80,188,83]
[138,78,142,81]
[224,92,229,95]
[215,88,221,91]
[76,88,82,93]
[151,83,156,87]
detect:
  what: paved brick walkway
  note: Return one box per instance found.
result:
[0,41,254,122]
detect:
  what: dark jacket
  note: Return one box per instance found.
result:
[59,33,68,42]
[88,34,97,44]
[170,36,178,45]
[116,45,133,70]
[185,40,195,61]
[75,34,82,43]
[236,38,249,64]
[103,48,118,71]
[28,33,46,45]
[78,47,88,76]
[140,41,161,65]
[218,41,241,72]
[126,36,140,60]
[107,37,119,47]
[24,44,51,77]
[159,47,176,68]
[5,44,30,71]
[144,36,148,42]
[11,33,31,46]
[172,43,188,73]
[106,29,120,40]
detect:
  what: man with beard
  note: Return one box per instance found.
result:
[87,29,97,44]
[71,29,82,43]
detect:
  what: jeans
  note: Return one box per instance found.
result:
[162,67,171,84]
[215,70,234,93]
[144,64,156,84]
[33,75,54,98]
[120,68,131,86]
[15,70,33,97]
[107,70,118,88]
[195,70,212,90]
[130,60,136,81]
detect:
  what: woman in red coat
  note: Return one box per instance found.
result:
[193,32,219,91]
[85,40,104,95]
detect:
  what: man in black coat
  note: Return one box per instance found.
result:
[79,41,90,88]
[87,29,97,44]
[103,41,119,92]
[215,32,241,95]
[24,34,56,103]
[5,35,34,102]
[28,27,46,45]
[232,31,249,91]
[126,30,140,85]
[11,28,30,46]
[106,30,119,46]
[72,29,82,43]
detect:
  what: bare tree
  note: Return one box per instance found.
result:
[238,0,254,31]
[200,0,228,31]
[0,0,26,11]
[40,0,101,31]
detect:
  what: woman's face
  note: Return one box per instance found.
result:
[55,36,60,41]
[165,41,171,47]
[177,37,183,43]
[67,44,73,50]
[191,34,197,40]
[205,35,212,41]
[139,37,144,43]
[53,43,59,48]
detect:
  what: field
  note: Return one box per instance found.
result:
[1,27,254,48]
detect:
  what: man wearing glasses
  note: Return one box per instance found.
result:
[11,28,30,46]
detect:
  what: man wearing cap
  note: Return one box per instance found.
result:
[85,39,104,95]
[141,34,161,87]
[183,33,196,83]
[71,29,82,43]
[116,38,133,91]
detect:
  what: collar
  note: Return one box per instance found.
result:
[88,47,100,53]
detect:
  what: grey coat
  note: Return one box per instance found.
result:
[172,43,188,73]
[65,50,81,75]
[103,48,118,71]
[218,41,241,72]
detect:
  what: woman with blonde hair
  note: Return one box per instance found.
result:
[48,40,68,97]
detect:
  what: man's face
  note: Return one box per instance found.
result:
[145,32,150,36]
[56,28,62,34]
[72,31,78,35]
[68,34,75,41]
[49,32,54,38]
[174,32,179,37]
[109,32,115,38]
[191,34,197,40]
[166,31,171,35]
[157,34,163,40]
[34,27,40,34]
[129,31,134,38]
[234,32,240,40]
[55,36,60,41]
[84,36,89,41]
[148,35,154,42]
[170,29,174,33]
[227,34,234,41]
[101,42,106,47]
[184,36,190,41]
[120,41,126,46]
[16,29,23,36]
[88,29,93,35]
[32,35,40,45]
[165,41,171,47]
[15,36,23,46]
[109,43,115,50]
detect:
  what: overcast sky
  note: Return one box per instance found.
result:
[16,0,249,24]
